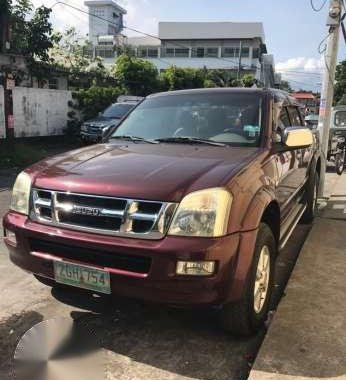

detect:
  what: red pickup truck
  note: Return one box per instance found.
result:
[3,88,319,335]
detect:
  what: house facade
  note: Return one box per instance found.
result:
[291,91,319,114]
[84,0,127,45]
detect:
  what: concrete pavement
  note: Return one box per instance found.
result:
[249,173,346,380]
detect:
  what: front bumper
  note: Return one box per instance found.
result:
[80,132,101,141]
[3,211,254,306]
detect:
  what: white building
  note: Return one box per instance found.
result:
[122,22,273,84]
[84,0,126,45]
[86,16,276,86]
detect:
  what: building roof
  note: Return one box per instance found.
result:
[126,36,160,46]
[158,22,265,41]
[292,92,316,100]
[84,0,127,14]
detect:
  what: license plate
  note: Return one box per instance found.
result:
[54,261,111,294]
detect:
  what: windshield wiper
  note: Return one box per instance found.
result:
[109,135,158,144]
[155,137,226,147]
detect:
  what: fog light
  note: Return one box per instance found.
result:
[5,229,17,246]
[176,261,216,276]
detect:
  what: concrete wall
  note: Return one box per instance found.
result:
[0,86,5,139]
[12,87,72,137]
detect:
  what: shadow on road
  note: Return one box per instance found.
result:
[0,311,43,379]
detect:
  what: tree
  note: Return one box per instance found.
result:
[204,69,232,87]
[241,74,256,88]
[112,54,159,96]
[161,66,205,91]
[334,60,346,104]
[279,80,293,93]
[9,0,59,62]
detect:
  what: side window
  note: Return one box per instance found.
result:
[278,107,290,129]
[288,107,303,126]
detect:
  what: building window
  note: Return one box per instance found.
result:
[241,47,250,58]
[138,48,147,58]
[147,48,158,57]
[162,48,189,57]
[94,8,105,17]
[164,48,174,57]
[138,48,159,58]
[206,47,218,57]
[96,48,114,58]
[174,48,189,57]
[222,47,240,58]
[252,48,260,59]
[48,78,58,90]
[192,47,205,57]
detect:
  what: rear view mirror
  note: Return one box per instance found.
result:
[283,127,313,148]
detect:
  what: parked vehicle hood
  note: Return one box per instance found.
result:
[84,116,121,128]
[29,143,261,202]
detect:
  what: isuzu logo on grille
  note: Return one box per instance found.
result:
[72,205,101,216]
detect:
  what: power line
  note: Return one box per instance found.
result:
[310,0,328,11]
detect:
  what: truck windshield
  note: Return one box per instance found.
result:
[102,103,134,119]
[111,92,262,146]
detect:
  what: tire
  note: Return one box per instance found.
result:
[335,150,345,175]
[301,171,319,223]
[219,223,276,336]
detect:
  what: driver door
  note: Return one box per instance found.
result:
[274,105,301,221]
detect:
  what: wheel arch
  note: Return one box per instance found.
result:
[260,201,280,250]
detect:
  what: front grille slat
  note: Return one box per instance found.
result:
[31,189,177,240]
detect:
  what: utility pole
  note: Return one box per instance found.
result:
[318,0,342,196]
[0,2,15,141]
[237,41,242,80]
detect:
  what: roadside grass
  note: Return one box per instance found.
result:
[0,137,80,169]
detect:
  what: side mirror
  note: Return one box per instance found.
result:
[282,127,313,149]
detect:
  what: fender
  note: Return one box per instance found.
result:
[309,150,321,177]
[240,186,277,232]
[226,187,278,303]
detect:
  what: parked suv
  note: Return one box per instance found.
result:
[3,88,320,335]
[80,96,143,142]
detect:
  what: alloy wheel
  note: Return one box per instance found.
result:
[254,245,271,314]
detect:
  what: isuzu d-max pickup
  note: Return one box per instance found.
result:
[3,88,320,335]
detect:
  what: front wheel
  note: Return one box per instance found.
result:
[219,224,276,336]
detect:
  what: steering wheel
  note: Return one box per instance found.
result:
[173,127,185,137]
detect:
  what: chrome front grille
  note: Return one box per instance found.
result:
[31,189,177,239]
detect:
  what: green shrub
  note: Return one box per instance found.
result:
[73,85,123,121]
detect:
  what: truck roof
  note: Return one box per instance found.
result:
[148,87,299,106]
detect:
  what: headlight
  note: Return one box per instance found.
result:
[168,188,232,237]
[10,171,32,215]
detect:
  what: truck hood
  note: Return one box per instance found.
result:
[30,143,261,202]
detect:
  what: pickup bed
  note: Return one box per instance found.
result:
[3,88,320,335]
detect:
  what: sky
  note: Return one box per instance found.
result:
[30,0,346,91]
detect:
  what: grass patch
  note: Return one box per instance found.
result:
[0,138,80,169]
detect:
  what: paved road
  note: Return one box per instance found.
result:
[0,172,311,380]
